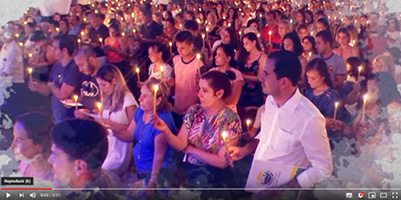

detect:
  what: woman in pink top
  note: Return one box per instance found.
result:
[210,44,243,113]
[103,22,128,74]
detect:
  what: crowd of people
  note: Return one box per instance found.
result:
[0,0,400,199]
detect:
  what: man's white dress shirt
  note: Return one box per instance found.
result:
[252,88,333,188]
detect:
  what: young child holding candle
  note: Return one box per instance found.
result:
[147,43,173,84]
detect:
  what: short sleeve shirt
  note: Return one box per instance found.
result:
[48,60,82,121]
[183,104,242,166]
[310,53,347,81]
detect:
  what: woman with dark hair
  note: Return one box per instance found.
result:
[236,32,267,109]
[211,26,239,52]
[333,28,359,61]
[227,7,240,31]
[302,35,317,58]
[103,22,128,76]
[205,26,239,67]
[304,58,339,119]
[28,30,55,82]
[58,18,69,35]
[305,10,314,27]
[247,19,260,32]
[151,70,242,191]
[386,17,400,41]
[294,10,306,31]
[11,112,54,181]
[316,18,330,32]
[163,17,177,40]
[210,44,243,113]
[281,32,304,57]
[297,24,308,41]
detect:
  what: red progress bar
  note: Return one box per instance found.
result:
[2,188,52,190]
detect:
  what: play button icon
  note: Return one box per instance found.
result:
[6,192,11,198]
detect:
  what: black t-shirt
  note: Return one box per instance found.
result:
[80,75,100,110]
[48,60,82,121]
[89,24,109,57]
[140,21,163,39]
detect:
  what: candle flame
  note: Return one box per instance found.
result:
[99,37,103,43]
[358,66,363,73]
[363,94,368,104]
[202,34,205,39]
[27,68,33,73]
[73,95,79,101]
[28,53,33,58]
[153,84,159,93]
[96,102,102,111]
[269,31,272,35]
[135,67,140,73]
[222,131,228,141]
[196,53,201,60]
[169,42,172,47]
[335,102,339,109]
[80,31,85,36]
[246,119,251,126]
[160,65,164,72]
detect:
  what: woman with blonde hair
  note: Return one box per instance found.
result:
[79,64,138,178]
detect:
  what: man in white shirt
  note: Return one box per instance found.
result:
[229,51,332,192]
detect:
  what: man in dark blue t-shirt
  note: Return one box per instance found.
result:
[29,34,82,123]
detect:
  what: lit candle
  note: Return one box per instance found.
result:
[333,101,339,119]
[153,84,159,114]
[77,38,81,43]
[310,31,314,36]
[96,101,103,119]
[246,119,251,133]
[73,95,79,110]
[228,23,231,27]
[160,65,164,79]
[169,42,173,53]
[361,94,368,122]
[268,30,272,45]
[308,52,312,60]
[18,42,23,47]
[257,33,261,38]
[239,31,242,37]
[28,53,33,58]
[132,28,136,34]
[202,34,205,48]
[99,37,103,44]
[15,34,19,38]
[196,53,201,74]
[357,66,363,81]
[27,68,33,81]
[221,131,230,154]
[135,67,140,81]
[122,32,125,37]
[80,31,85,36]
[131,12,135,18]
[55,27,59,32]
